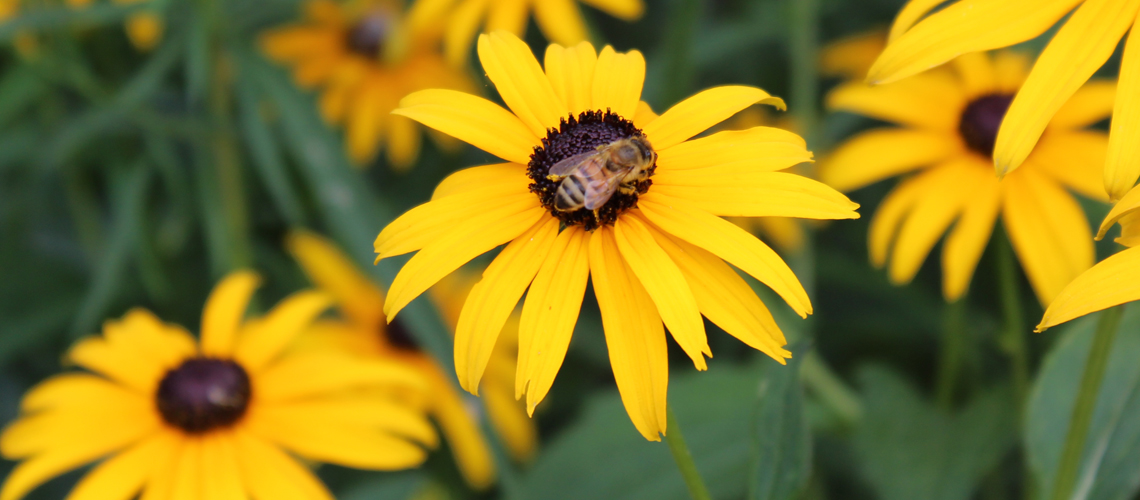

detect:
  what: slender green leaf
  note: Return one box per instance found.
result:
[749,348,811,500]
[235,72,307,226]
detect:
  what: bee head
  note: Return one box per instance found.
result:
[615,136,655,166]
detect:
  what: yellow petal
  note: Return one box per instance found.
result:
[200,434,244,500]
[942,173,1002,301]
[65,432,177,500]
[384,204,545,320]
[1115,211,1140,246]
[638,196,812,317]
[634,100,657,128]
[385,114,421,171]
[951,51,998,98]
[994,0,1140,177]
[1029,131,1110,201]
[168,437,201,500]
[393,89,539,165]
[486,0,527,35]
[255,352,424,403]
[419,364,494,489]
[868,172,934,267]
[616,216,709,369]
[1098,183,1140,239]
[867,0,1081,85]
[444,0,488,66]
[3,389,157,457]
[483,380,537,462]
[1039,245,1140,330]
[649,172,860,220]
[65,309,195,394]
[455,216,559,393]
[592,45,646,119]
[137,431,184,500]
[1002,167,1095,306]
[888,160,980,285]
[253,397,436,448]
[580,0,644,20]
[642,86,785,151]
[516,227,590,413]
[544,41,598,116]
[655,127,810,172]
[651,229,791,361]
[376,189,534,259]
[1107,20,1140,200]
[888,0,952,41]
[431,163,528,201]
[200,270,260,357]
[345,83,387,165]
[20,374,135,412]
[287,229,385,329]
[820,128,961,192]
[992,50,1033,92]
[1050,80,1117,130]
[827,72,964,131]
[820,30,886,79]
[234,290,334,372]
[478,32,568,136]
[233,430,334,500]
[533,0,588,47]
[588,227,667,441]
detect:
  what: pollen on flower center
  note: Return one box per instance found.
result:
[958,94,1014,158]
[156,358,252,433]
[527,110,656,231]
[346,11,392,57]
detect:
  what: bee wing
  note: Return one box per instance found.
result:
[548,151,601,177]
[583,165,633,210]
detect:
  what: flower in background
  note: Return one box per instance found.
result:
[869,0,1138,201]
[820,29,886,80]
[378,31,858,440]
[822,51,1112,305]
[406,0,644,65]
[67,0,163,50]
[286,230,535,490]
[0,271,434,500]
[262,0,473,169]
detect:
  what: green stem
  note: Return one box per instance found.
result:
[936,298,967,409]
[788,0,820,143]
[996,230,1029,415]
[662,0,699,105]
[1049,306,1123,500]
[802,351,862,428]
[665,404,712,500]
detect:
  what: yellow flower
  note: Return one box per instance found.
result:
[822,51,1112,305]
[377,31,859,440]
[67,0,164,50]
[1039,184,1140,330]
[820,29,887,80]
[262,0,473,169]
[407,0,645,66]
[286,230,535,490]
[0,271,434,500]
[868,0,1139,200]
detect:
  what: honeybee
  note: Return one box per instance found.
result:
[547,136,656,212]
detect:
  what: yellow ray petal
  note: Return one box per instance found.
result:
[1039,245,1140,330]
[432,163,528,201]
[66,339,163,395]
[1107,20,1140,201]
[888,160,979,285]
[820,30,886,79]
[478,32,568,136]
[827,72,964,131]
[634,100,657,129]
[992,50,1033,93]
[255,352,424,403]
[168,437,202,500]
[246,405,429,470]
[106,309,196,367]
[385,114,421,171]
[65,432,177,500]
[346,84,388,165]
[253,397,436,447]
[418,363,494,489]
[888,0,953,41]
[1002,167,1095,306]
[393,89,539,165]
[868,173,932,268]
[200,434,244,500]
[592,46,646,119]
[651,229,790,361]
[588,227,667,441]
[650,171,859,220]
[1050,80,1117,130]
[951,52,998,98]
[994,0,1140,177]
[384,204,545,320]
[1098,183,1140,239]
[483,381,536,462]
[580,0,644,20]
[444,0,489,66]
[820,128,960,192]
[486,0,528,35]
[3,391,157,457]
[544,41,598,117]
[638,195,811,317]
[136,430,184,500]
[200,270,260,357]
[455,216,558,393]
[1029,131,1110,201]
[233,430,334,500]
[376,189,534,259]
[533,0,588,47]
[234,290,333,372]
[19,374,139,412]
[642,86,785,151]
[287,230,385,329]
[516,227,590,413]
[867,0,1081,85]
[615,216,709,369]
[1115,211,1140,246]
[942,172,1002,301]
[655,127,810,172]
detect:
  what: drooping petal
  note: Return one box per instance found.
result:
[477,32,568,136]
[376,189,534,259]
[233,430,334,500]
[819,128,960,192]
[533,0,588,47]
[615,216,709,369]
[255,352,424,403]
[455,216,559,393]
[345,83,387,164]
[1038,245,1140,330]
[544,41,597,117]
[516,227,590,414]
[286,230,385,329]
[887,0,954,41]
[200,271,260,357]
[393,89,539,165]
[200,434,245,500]
[868,171,938,267]
[1098,183,1140,239]
[654,127,810,173]
[827,72,965,131]
[252,397,436,447]
[233,290,334,372]
[648,172,860,220]
[1107,19,1140,201]
[588,227,667,441]
[994,0,1140,177]
[638,196,812,317]
[444,0,489,66]
[591,46,645,119]
[1029,131,1110,201]
[385,114,421,171]
[942,172,1002,301]
[643,86,785,151]
[887,160,980,285]
[65,432,178,500]
[1050,80,1117,130]
[432,163,528,201]
[416,362,494,489]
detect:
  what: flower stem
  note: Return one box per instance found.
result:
[802,351,862,428]
[665,404,712,500]
[1049,306,1123,500]
[936,298,966,409]
[788,0,821,141]
[996,230,1029,414]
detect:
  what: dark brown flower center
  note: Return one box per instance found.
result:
[156,358,251,434]
[959,93,1014,158]
[527,110,656,231]
[384,317,419,352]
[345,11,392,58]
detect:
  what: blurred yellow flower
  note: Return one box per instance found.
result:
[0,271,434,500]
[286,230,535,490]
[379,31,858,440]
[823,51,1112,305]
[262,0,473,169]
[869,0,1138,201]
[820,29,886,80]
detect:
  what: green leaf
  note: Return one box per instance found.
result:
[0,2,151,42]
[336,471,426,500]
[749,349,811,500]
[1025,306,1140,500]
[235,71,307,226]
[853,365,1016,500]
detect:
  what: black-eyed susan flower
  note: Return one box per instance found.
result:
[868,0,1136,200]
[377,31,859,440]
[406,0,644,65]
[0,271,434,500]
[822,51,1112,305]
[286,230,535,490]
[262,0,473,168]
[67,0,163,50]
